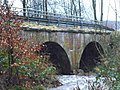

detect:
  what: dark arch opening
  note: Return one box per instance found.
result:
[39,41,72,75]
[79,41,104,72]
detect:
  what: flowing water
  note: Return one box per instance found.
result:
[48,75,108,90]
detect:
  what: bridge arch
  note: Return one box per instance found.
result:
[79,41,104,72]
[40,41,72,75]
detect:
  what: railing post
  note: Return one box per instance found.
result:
[57,16,60,27]
[80,18,82,28]
[26,7,29,23]
[47,13,50,25]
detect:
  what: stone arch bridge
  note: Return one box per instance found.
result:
[21,27,111,74]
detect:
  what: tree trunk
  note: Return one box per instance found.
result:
[100,0,103,21]
[23,0,26,17]
[45,0,47,19]
[43,0,47,19]
[92,0,97,21]
[78,0,81,19]
[70,0,73,15]
[43,0,44,11]
[72,0,77,16]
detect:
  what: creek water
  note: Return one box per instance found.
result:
[47,75,97,90]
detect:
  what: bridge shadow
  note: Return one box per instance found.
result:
[79,41,104,72]
[39,41,72,75]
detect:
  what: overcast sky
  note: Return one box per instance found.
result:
[9,0,120,21]
[83,0,120,21]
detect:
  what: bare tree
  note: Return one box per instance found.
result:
[19,0,85,20]
[23,0,26,16]
[45,0,48,19]
[100,0,103,21]
[92,0,97,21]
[78,0,81,18]
[70,0,73,15]
[71,0,77,16]
[42,0,48,19]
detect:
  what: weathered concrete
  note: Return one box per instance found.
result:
[21,27,111,73]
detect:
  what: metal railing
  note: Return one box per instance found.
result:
[11,7,114,31]
[12,7,82,21]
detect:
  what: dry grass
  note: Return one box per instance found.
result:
[21,22,109,33]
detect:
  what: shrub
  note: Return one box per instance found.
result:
[0,4,56,89]
[94,31,120,90]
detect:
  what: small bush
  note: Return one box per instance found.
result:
[7,85,27,90]
[34,85,47,90]
[0,4,57,89]
[94,31,120,90]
